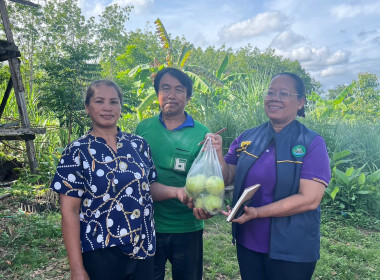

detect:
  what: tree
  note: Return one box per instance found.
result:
[37,0,100,143]
[307,72,380,122]
[95,3,133,78]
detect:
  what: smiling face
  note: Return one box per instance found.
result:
[264,75,305,131]
[158,73,190,118]
[85,84,121,130]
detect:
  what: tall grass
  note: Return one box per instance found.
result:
[198,72,269,153]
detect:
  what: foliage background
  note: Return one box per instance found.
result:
[0,0,379,279]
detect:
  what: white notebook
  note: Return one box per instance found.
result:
[226,184,260,222]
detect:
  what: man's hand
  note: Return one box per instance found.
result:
[175,187,190,204]
[192,207,213,220]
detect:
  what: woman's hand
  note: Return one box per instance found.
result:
[70,268,90,280]
[60,194,89,280]
[221,205,259,224]
[231,206,259,224]
[220,205,232,217]
[205,133,223,153]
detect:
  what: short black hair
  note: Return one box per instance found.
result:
[85,80,123,106]
[271,72,306,117]
[154,67,193,98]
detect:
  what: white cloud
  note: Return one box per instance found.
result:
[330,2,380,19]
[330,4,361,19]
[326,49,350,65]
[271,30,305,49]
[286,46,329,65]
[219,12,289,41]
[112,0,154,13]
[78,0,379,91]
[80,0,154,17]
[278,46,351,69]
[320,67,345,77]
[288,47,312,62]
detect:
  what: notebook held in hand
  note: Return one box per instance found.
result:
[226,184,260,222]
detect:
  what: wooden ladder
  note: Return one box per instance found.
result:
[0,0,44,174]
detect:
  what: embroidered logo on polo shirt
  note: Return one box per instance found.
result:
[174,158,187,171]
[292,145,306,157]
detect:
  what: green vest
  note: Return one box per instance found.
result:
[136,115,209,233]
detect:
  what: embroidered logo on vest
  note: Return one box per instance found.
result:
[174,158,187,171]
[236,141,251,153]
[292,145,306,157]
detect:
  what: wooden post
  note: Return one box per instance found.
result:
[0,0,38,173]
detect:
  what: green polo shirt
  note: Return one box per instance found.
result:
[136,114,209,233]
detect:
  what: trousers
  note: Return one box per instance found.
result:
[154,230,203,280]
[237,243,317,280]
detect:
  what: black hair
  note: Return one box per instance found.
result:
[85,80,123,106]
[153,67,193,98]
[271,72,306,117]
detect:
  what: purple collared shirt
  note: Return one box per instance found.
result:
[225,135,330,253]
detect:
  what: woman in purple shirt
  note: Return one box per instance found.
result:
[207,73,331,280]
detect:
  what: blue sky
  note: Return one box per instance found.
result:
[79,0,380,91]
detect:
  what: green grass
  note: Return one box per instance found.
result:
[1,197,379,280]
[0,200,69,280]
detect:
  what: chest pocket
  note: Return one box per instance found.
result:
[172,148,193,173]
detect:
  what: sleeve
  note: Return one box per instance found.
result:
[135,122,142,136]
[224,134,243,165]
[132,134,157,185]
[49,143,86,198]
[301,135,331,187]
[146,143,157,185]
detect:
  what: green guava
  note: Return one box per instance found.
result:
[203,195,223,214]
[205,176,224,195]
[186,175,206,196]
[194,197,204,208]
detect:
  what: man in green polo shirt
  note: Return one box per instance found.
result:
[136,67,209,280]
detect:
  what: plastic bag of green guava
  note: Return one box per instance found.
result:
[185,137,224,215]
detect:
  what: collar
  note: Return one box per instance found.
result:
[159,111,194,130]
[86,127,123,139]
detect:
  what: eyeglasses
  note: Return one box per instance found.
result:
[264,90,299,101]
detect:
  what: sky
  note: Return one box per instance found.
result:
[79,0,380,91]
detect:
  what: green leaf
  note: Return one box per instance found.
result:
[355,190,370,195]
[346,167,354,177]
[326,186,339,200]
[333,82,356,104]
[216,54,229,79]
[335,169,349,186]
[128,64,151,78]
[357,173,366,185]
[332,150,351,162]
[185,71,212,93]
[333,159,352,167]
[154,18,171,50]
[177,44,193,68]
[136,90,157,120]
[366,169,380,183]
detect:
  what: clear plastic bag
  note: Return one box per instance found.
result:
[185,137,224,215]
